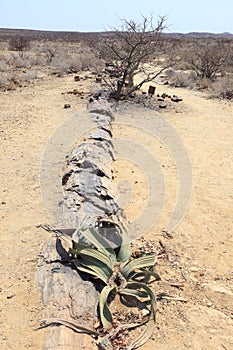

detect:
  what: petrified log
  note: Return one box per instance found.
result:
[37,98,124,349]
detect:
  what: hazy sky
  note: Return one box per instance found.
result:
[1,0,232,33]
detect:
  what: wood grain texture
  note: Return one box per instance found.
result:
[37,98,123,349]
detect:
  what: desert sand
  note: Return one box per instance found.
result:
[0,71,232,349]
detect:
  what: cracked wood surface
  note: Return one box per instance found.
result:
[37,99,124,349]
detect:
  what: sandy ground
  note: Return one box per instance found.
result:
[0,73,232,349]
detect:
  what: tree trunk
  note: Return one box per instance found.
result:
[37,98,124,349]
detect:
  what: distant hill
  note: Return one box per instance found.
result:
[0,27,232,41]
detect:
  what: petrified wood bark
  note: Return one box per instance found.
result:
[37,98,124,349]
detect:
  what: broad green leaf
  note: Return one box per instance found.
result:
[125,282,157,350]
[78,227,116,259]
[74,246,113,270]
[127,317,155,350]
[73,260,109,284]
[95,219,131,262]
[119,288,148,299]
[99,285,116,329]
[116,224,131,262]
[130,269,161,282]
[125,282,157,317]
[77,254,112,278]
[38,317,100,336]
[120,253,156,278]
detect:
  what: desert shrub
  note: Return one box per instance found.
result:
[0,61,7,72]
[195,77,213,90]
[76,46,104,72]
[7,54,31,68]
[164,67,176,79]
[50,45,104,74]
[43,47,55,64]
[0,53,7,61]
[8,36,30,57]
[186,41,228,80]
[51,56,81,73]
[0,73,8,88]
[24,69,38,81]
[170,70,196,88]
[211,76,233,99]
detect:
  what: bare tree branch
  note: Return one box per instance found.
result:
[91,15,168,100]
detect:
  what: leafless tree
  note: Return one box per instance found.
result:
[94,15,169,100]
[44,47,55,64]
[9,36,30,57]
[186,41,229,80]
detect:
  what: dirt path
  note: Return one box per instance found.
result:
[0,75,232,349]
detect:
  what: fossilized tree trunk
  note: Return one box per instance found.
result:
[37,98,124,349]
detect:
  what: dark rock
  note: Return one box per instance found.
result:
[159,103,167,109]
[64,104,71,109]
[171,95,183,102]
[148,85,156,95]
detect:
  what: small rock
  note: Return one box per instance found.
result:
[7,292,15,299]
[159,103,167,109]
[171,95,183,102]
[64,104,71,109]
[190,267,198,272]
[141,308,150,317]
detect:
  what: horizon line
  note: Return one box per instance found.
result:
[0,26,232,36]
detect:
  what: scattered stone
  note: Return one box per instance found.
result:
[74,75,80,81]
[148,85,156,95]
[72,89,83,95]
[171,95,183,102]
[7,292,15,299]
[95,77,102,83]
[1,201,6,205]
[190,266,198,272]
[141,308,150,317]
[159,103,167,109]
[64,104,71,109]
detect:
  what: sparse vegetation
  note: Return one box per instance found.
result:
[185,42,229,80]
[211,76,233,99]
[0,28,232,98]
[92,15,169,100]
[8,36,30,57]
[1,25,233,350]
[40,221,177,349]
